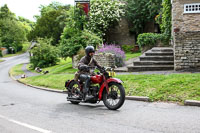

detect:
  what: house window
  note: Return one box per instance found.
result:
[184,3,200,13]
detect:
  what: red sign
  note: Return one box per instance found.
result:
[80,3,89,15]
[75,0,90,16]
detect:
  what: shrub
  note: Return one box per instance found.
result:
[30,38,60,68]
[121,44,135,53]
[96,44,125,67]
[87,0,125,39]
[137,33,168,48]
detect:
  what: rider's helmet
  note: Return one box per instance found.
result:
[85,46,95,57]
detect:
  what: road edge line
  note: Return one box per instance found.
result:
[0,114,52,133]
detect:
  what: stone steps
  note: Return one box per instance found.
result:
[133,60,174,66]
[127,65,174,72]
[145,52,173,56]
[151,47,174,52]
[140,55,174,61]
[127,47,174,72]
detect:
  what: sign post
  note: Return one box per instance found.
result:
[75,0,90,15]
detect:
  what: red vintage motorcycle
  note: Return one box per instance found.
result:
[65,67,125,110]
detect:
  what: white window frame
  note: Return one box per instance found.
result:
[184,3,200,13]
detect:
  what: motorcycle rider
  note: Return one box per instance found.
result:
[77,46,102,101]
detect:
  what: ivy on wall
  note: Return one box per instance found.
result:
[160,0,172,38]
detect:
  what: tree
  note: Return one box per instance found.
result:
[0,5,26,53]
[125,0,162,34]
[28,2,70,45]
[0,4,16,20]
[0,19,26,52]
[59,7,102,58]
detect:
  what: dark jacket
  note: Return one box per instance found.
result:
[78,55,101,74]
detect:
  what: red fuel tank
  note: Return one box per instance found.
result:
[91,75,103,84]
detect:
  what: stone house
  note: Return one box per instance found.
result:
[172,0,200,70]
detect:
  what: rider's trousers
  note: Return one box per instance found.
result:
[79,74,91,94]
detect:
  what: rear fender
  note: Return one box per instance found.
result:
[65,80,76,88]
[98,78,123,100]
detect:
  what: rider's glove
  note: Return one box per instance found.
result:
[79,65,89,71]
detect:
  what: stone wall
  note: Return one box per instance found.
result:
[174,31,200,70]
[107,18,136,45]
[72,53,115,68]
[94,53,115,67]
[172,0,200,70]
[107,18,158,46]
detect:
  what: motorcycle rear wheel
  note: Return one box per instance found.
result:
[68,81,81,104]
[103,82,125,110]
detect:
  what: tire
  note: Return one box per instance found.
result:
[68,81,81,104]
[103,82,125,110]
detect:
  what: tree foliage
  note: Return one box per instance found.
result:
[28,2,70,45]
[0,5,28,53]
[59,8,102,58]
[0,4,16,20]
[125,0,162,34]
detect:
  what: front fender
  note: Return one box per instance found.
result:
[107,78,123,84]
[98,78,123,100]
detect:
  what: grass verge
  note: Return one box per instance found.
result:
[20,72,200,103]
[20,74,74,90]
[0,59,4,62]
[10,64,24,76]
[27,58,78,74]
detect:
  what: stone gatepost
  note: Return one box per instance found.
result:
[172,0,200,70]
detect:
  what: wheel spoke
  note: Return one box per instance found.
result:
[105,84,122,106]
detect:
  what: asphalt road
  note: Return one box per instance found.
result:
[0,53,200,133]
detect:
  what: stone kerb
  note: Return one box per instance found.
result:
[72,53,115,68]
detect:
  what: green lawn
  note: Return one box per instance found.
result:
[3,42,30,58]
[0,59,4,62]
[20,72,200,103]
[116,74,200,103]
[125,52,142,61]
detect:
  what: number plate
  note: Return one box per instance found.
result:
[109,71,116,77]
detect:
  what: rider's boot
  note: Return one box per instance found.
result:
[83,88,94,101]
[82,75,94,101]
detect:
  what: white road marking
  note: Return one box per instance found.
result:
[0,114,52,133]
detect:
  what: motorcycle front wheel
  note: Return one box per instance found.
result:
[103,82,125,110]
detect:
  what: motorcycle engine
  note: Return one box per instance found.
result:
[89,85,99,96]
